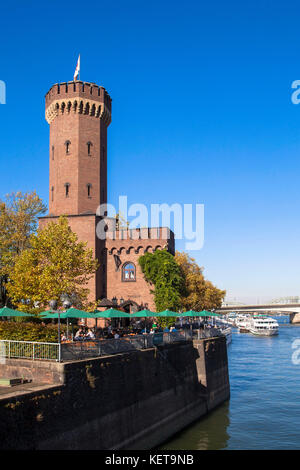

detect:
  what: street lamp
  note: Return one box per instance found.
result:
[49,299,61,344]
[49,297,72,349]
[63,299,71,338]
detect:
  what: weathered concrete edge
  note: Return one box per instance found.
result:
[0,337,230,450]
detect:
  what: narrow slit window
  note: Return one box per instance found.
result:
[87,141,92,156]
[65,140,71,154]
[64,183,70,197]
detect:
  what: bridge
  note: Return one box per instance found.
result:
[216,303,300,323]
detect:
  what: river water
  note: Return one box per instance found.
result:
[160,317,300,450]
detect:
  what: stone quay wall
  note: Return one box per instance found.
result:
[290,312,300,324]
[0,336,230,450]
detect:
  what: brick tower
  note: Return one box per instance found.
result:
[40,79,174,312]
[45,81,111,216]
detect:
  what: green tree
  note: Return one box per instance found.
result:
[0,191,47,306]
[139,250,185,326]
[7,217,98,312]
[175,251,226,311]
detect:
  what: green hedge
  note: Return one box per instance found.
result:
[0,321,67,343]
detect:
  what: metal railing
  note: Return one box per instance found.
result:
[60,328,224,361]
[0,328,224,363]
[0,340,61,362]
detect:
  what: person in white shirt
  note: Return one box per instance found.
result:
[75,328,84,340]
[86,329,95,340]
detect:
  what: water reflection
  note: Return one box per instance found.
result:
[160,401,230,450]
[160,319,300,450]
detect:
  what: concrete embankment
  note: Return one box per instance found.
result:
[0,336,230,450]
[290,313,300,324]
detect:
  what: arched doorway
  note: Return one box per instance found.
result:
[121,300,140,313]
[119,300,140,327]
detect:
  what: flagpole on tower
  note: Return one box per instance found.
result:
[74,54,80,82]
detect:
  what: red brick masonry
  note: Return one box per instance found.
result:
[40,80,175,309]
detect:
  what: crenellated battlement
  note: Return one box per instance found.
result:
[104,226,175,255]
[45,81,112,125]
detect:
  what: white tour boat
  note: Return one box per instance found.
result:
[247,315,279,336]
[224,313,237,326]
[236,314,251,331]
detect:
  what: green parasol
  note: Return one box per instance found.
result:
[64,307,95,318]
[156,309,179,317]
[179,310,205,317]
[128,309,156,318]
[198,310,220,317]
[39,308,94,319]
[93,308,131,318]
[0,306,32,317]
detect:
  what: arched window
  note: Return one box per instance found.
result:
[51,186,54,201]
[87,183,92,198]
[52,145,54,160]
[65,140,71,154]
[122,262,136,282]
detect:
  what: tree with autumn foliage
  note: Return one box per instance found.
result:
[175,251,226,311]
[0,191,47,306]
[7,217,98,312]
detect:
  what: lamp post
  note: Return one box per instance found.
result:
[49,298,71,343]
[49,300,60,343]
[49,300,61,361]
[63,299,71,338]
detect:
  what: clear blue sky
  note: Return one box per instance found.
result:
[1,0,300,303]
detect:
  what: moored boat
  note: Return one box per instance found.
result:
[247,315,279,336]
[236,314,251,331]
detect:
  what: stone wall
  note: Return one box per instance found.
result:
[0,358,65,386]
[290,312,300,324]
[0,337,230,450]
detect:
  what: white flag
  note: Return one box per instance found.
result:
[74,54,80,81]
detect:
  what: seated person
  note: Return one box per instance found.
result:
[85,328,95,340]
[74,328,84,340]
